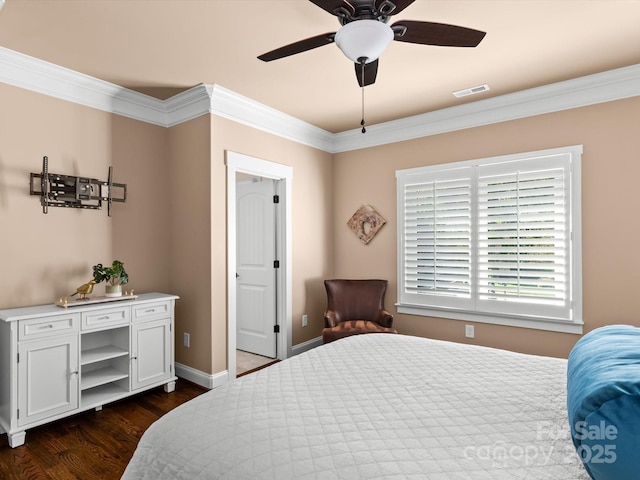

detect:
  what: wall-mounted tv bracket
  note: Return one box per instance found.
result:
[30,156,127,216]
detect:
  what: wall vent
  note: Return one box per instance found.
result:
[453,84,490,98]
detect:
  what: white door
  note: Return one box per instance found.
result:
[236,177,277,358]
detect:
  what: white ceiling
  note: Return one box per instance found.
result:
[0,0,639,133]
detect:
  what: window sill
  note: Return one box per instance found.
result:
[396,304,584,335]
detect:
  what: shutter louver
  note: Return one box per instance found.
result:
[404,176,472,298]
[478,166,567,307]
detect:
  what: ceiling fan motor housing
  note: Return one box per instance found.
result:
[335,0,396,24]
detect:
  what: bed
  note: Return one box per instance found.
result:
[122,334,590,479]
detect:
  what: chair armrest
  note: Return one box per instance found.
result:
[375,310,394,328]
[324,309,339,328]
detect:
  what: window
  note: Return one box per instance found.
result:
[396,146,582,334]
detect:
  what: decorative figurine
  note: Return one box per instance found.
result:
[70,280,96,300]
[347,204,386,245]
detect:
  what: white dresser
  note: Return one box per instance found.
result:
[0,292,178,448]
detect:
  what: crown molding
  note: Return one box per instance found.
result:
[1,46,639,154]
[163,83,214,127]
[332,63,640,152]
[207,84,334,151]
[0,47,168,126]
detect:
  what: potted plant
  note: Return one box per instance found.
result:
[92,260,129,297]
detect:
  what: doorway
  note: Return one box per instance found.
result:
[226,151,292,380]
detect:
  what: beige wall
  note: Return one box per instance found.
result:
[0,83,169,307]
[333,96,640,358]
[111,115,171,294]
[167,115,214,373]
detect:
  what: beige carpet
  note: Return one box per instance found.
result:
[236,350,276,375]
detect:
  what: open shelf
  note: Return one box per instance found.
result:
[81,345,128,365]
[81,383,129,409]
[81,366,128,391]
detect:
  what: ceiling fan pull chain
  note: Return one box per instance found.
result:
[360,58,366,134]
[361,86,366,134]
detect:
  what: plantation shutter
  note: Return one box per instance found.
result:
[476,155,571,319]
[399,167,473,310]
[397,146,579,329]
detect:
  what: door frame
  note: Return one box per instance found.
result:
[226,151,292,380]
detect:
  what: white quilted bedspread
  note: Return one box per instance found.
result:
[122,334,591,479]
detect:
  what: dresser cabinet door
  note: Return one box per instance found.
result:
[17,334,79,426]
[131,318,171,391]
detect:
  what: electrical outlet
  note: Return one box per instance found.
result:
[302,314,308,327]
[184,332,190,348]
[465,325,475,339]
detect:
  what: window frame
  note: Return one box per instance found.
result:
[396,145,583,334]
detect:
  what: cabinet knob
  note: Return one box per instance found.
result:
[71,370,79,376]
[145,309,155,313]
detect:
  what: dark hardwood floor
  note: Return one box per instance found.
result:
[0,380,208,480]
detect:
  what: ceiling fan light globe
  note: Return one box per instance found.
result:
[335,20,394,64]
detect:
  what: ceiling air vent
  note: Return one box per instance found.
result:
[453,84,490,98]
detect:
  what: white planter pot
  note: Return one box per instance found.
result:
[105,285,122,297]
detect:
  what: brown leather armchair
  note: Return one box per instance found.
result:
[322,279,397,344]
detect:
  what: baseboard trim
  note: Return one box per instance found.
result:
[291,336,323,356]
[175,362,228,390]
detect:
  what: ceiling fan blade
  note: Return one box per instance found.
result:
[258,32,336,62]
[391,20,486,47]
[308,0,355,18]
[355,59,379,87]
[375,0,415,16]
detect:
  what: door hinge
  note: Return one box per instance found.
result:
[273,195,280,204]
[274,324,280,333]
[273,260,280,268]
[17,409,19,420]
[17,353,19,363]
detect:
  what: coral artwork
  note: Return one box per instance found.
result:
[347,204,386,245]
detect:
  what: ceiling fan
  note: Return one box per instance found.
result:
[257,0,487,89]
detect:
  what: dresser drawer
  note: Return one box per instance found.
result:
[19,314,80,341]
[132,301,171,322]
[81,306,130,331]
